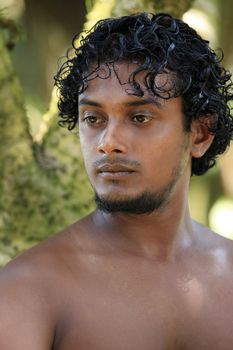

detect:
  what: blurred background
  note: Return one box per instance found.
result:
[0,0,232,267]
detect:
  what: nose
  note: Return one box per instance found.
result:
[97,121,128,155]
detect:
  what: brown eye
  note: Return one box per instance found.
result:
[86,116,97,124]
[83,115,105,126]
[132,115,152,124]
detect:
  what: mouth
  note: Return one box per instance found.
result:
[96,163,136,179]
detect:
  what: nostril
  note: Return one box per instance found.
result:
[97,142,125,154]
[97,133,127,154]
[97,147,123,154]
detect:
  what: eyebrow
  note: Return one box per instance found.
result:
[79,98,101,107]
[79,97,163,109]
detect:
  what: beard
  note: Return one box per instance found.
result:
[94,162,184,215]
[95,189,170,215]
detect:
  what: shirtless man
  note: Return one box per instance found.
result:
[0,12,233,350]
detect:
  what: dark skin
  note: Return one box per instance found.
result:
[1,63,233,350]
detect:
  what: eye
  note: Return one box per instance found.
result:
[132,114,152,124]
[82,115,106,126]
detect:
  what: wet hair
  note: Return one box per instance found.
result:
[54,12,233,175]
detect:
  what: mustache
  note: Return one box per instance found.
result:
[93,156,140,171]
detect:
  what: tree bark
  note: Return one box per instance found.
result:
[0,20,93,265]
[0,26,36,261]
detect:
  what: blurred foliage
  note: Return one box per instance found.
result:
[0,0,232,266]
[0,10,21,49]
[83,0,194,30]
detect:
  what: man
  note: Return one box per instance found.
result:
[0,12,233,350]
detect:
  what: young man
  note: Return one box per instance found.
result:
[0,12,233,350]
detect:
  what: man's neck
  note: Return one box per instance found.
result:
[91,198,195,262]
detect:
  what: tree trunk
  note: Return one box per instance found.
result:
[0,21,93,265]
[0,27,36,262]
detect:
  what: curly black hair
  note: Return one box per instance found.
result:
[54,12,233,175]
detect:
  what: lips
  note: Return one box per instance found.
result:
[95,163,136,180]
[97,163,135,173]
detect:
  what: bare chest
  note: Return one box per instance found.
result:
[52,255,233,350]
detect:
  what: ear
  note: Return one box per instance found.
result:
[190,116,215,158]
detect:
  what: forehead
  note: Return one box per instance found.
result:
[79,62,176,101]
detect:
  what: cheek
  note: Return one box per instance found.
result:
[80,126,93,150]
[141,137,189,179]
[79,133,92,168]
[79,131,101,179]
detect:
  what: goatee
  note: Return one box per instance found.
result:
[94,173,178,215]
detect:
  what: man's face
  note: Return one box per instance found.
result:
[78,63,192,214]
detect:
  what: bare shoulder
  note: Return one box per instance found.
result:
[0,216,91,350]
[192,220,233,269]
[0,242,58,349]
[194,220,233,246]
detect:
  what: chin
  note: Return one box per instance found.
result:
[94,190,169,215]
